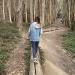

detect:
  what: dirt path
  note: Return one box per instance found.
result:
[6,32,26,75]
[40,20,75,75]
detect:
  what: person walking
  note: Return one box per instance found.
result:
[28,17,43,63]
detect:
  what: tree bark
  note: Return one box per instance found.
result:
[30,0,33,22]
[34,0,38,19]
[49,0,52,25]
[68,0,71,27]
[17,0,23,31]
[25,0,28,23]
[12,0,16,22]
[7,0,12,23]
[41,0,45,26]
[3,0,5,21]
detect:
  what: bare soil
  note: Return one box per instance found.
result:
[39,20,75,75]
[6,32,26,75]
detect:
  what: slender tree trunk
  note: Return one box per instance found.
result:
[39,0,42,25]
[30,0,33,22]
[34,0,38,19]
[74,1,75,20]
[49,0,52,25]
[25,0,28,23]
[7,0,12,23]
[68,0,71,27]
[41,0,45,26]
[17,0,23,31]
[3,0,5,21]
[34,0,36,19]
[13,0,16,22]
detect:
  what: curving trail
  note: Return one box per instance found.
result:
[40,20,75,75]
[6,32,26,75]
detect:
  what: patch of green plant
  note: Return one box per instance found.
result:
[0,64,6,75]
[24,41,31,75]
[0,50,9,63]
[70,21,75,31]
[0,22,21,75]
[63,31,75,53]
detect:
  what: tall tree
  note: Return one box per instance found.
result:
[34,0,38,19]
[3,0,5,21]
[68,0,71,27]
[41,0,45,26]
[7,0,12,23]
[30,0,33,22]
[12,0,16,22]
[49,0,52,25]
[17,0,23,31]
[63,0,75,27]
[25,0,28,23]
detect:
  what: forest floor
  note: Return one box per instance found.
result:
[39,19,75,75]
[5,32,26,75]
[5,19,75,75]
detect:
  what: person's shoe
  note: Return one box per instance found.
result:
[34,58,38,64]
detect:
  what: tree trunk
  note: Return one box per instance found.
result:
[30,0,33,22]
[34,0,38,19]
[7,0,12,23]
[68,0,71,27]
[17,0,23,31]
[49,0,52,25]
[3,0,5,21]
[25,0,28,23]
[12,0,16,22]
[41,0,45,26]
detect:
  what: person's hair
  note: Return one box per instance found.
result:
[35,17,40,23]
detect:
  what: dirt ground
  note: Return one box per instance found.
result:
[5,20,75,75]
[5,32,26,75]
[39,20,75,75]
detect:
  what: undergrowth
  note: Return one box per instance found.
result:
[63,31,75,54]
[0,22,21,75]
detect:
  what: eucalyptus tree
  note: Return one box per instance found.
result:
[41,0,45,26]
[7,0,12,23]
[1,0,58,27]
[34,0,38,19]
[63,0,75,27]
[17,0,23,31]
[30,0,33,22]
[3,0,5,21]
[24,0,28,23]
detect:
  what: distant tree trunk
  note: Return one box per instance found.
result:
[13,0,16,22]
[30,0,33,22]
[41,0,45,26]
[17,0,23,31]
[68,0,71,27]
[25,0,28,23]
[34,0,38,19]
[51,0,56,24]
[70,0,75,22]
[3,0,5,21]
[49,0,52,25]
[34,0,36,19]
[39,0,42,25]
[74,1,75,20]
[7,0,12,23]
[63,0,69,26]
